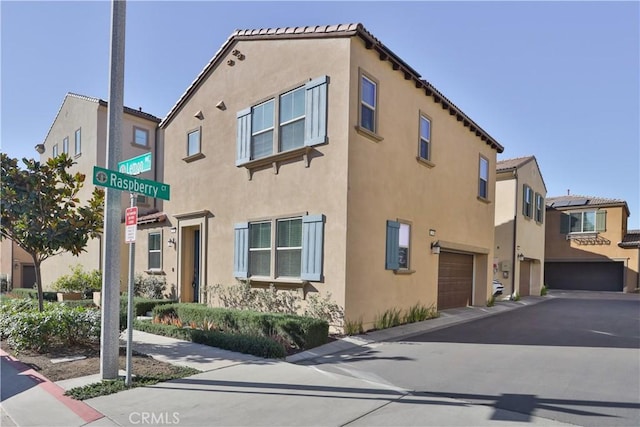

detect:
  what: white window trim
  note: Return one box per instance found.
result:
[133,126,149,147]
[74,128,82,156]
[62,137,69,154]
[148,232,162,270]
[478,156,490,200]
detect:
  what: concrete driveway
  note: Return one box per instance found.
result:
[304,291,640,427]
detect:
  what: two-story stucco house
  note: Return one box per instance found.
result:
[153,23,504,328]
[494,156,547,298]
[545,195,639,293]
[36,93,162,288]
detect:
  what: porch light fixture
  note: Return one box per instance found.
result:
[170,227,177,233]
[167,237,176,248]
[517,253,525,262]
[35,144,45,154]
[430,241,441,255]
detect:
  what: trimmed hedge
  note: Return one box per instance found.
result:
[133,320,286,359]
[58,300,96,308]
[152,303,328,350]
[119,296,176,330]
[12,288,58,301]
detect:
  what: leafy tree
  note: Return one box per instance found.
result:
[1,153,104,311]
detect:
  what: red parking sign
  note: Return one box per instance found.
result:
[125,207,138,243]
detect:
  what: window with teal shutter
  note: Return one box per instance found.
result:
[233,223,249,278]
[596,210,606,232]
[385,221,400,270]
[236,76,329,166]
[301,215,325,281]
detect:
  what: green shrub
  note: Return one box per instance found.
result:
[134,274,167,299]
[0,298,100,352]
[403,303,438,323]
[344,318,364,335]
[486,296,496,307]
[540,285,548,296]
[12,288,57,301]
[512,293,521,302]
[52,265,101,293]
[374,307,403,330]
[119,296,176,331]
[152,303,328,350]
[133,320,286,359]
[58,300,97,309]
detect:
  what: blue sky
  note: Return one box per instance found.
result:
[2,1,639,228]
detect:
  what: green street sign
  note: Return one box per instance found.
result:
[93,166,170,200]
[118,152,152,175]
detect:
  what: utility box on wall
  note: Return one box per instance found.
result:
[500,261,511,272]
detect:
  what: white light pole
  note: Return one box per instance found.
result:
[100,0,126,380]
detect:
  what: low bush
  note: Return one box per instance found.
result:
[51,265,101,293]
[0,298,100,352]
[119,296,176,331]
[403,303,438,323]
[133,320,286,359]
[343,318,364,336]
[58,300,97,309]
[134,274,166,299]
[12,288,57,301]
[374,307,403,330]
[152,303,328,351]
[540,285,548,296]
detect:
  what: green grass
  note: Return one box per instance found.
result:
[64,366,199,400]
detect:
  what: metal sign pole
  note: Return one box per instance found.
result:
[125,192,136,387]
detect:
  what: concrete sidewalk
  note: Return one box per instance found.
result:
[2,296,567,427]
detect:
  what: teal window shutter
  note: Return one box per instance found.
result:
[304,76,329,147]
[233,222,249,278]
[386,220,400,270]
[560,213,570,234]
[236,108,251,165]
[301,214,325,281]
[596,210,607,232]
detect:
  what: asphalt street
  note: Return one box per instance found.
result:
[303,291,640,427]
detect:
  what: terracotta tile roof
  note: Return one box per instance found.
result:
[620,230,640,248]
[496,156,535,171]
[159,23,503,153]
[137,211,167,225]
[546,194,630,216]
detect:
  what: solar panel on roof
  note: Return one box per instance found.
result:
[551,200,572,207]
[567,198,588,206]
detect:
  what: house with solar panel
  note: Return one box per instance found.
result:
[494,156,547,298]
[157,23,505,327]
[545,195,639,292]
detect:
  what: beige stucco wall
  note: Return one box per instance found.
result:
[0,240,34,288]
[161,37,352,309]
[545,205,639,292]
[494,160,546,297]
[39,95,160,289]
[344,36,498,327]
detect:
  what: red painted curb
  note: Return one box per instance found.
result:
[1,349,104,423]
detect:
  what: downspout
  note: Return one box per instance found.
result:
[511,169,518,297]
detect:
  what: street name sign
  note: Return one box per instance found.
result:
[118,152,152,176]
[93,166,170,200]
[125,207,138,244]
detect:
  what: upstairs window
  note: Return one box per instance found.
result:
[523,185,533,218]
[187,128,201,157]
[63,137,69,154]
[236,76,328,166]
[560,211,606,234]
[52,144,58,158]
[359,74,378,134]
[478,156,489,199]
[134,127,149,147]
[535,193,544,223]
[419,115,431,161]
[74,128,81,155]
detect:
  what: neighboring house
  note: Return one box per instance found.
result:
[494,156,547,297]
[36,93,163,290]
[157,23,504,328]
[0,239,35,290]
[545,195,639,292]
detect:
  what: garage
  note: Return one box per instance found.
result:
[438,252,473,309]
[544,261,624,292]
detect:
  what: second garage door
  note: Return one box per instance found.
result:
[438,252,473,310]
[544,261,624,292]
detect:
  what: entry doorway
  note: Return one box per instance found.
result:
[180,226,202,303]
[22,265,36,289]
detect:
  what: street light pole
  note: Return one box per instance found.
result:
[100,0,126,380]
